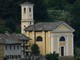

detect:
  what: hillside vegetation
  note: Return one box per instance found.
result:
[0,0,80,47]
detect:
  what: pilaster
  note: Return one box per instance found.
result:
[66,36,68,56]
[51,33,54,53]
[42,31,46,55]
[72,36,74,56]
[57,36,59,53]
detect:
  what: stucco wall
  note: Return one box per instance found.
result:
[25,31,74,56]
[45,31,51,54]
[25,31,51,55]
[51,32,74,56]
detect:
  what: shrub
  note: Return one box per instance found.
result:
[45,52,59,60]
[31,44,40,55]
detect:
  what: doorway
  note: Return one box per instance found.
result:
[61,47,64,56]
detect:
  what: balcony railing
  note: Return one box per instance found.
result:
[21,43,30,46]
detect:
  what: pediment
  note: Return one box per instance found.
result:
[52,23,75,32]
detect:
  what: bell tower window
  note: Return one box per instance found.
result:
[29,8,31,12]
[24,8,26,14]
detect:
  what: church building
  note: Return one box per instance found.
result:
[20,2,75,56]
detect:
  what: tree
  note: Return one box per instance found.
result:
[3,56,8,60]
[29,0,48,22]
[47,0,67,10]
[70,0,80,47]
[66,0,76,4]
[5,18,17,32]
[31,44,40,55]
[3,57,7,60]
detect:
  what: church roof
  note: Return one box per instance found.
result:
[24,21,66,31]
[20,2,34,6]
[0,33,31,44]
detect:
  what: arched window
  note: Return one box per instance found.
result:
[36,36,42,41]
[60,36,65,41]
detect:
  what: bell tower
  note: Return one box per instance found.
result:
[20,2,34,33]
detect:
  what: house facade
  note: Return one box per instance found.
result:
[20,2,75,56]
[0,33,31,60]
[4,44,22,60]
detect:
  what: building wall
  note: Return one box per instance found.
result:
[21,5,34,34]
[51,32,74,56]
[45,31,51,54]
[0,44,4,60]
[50,24,74,56]
[21,6,33,20]
[24,24,74,56]
[25,31,74,56]
[36,31,45,55]
[25,31,51,55]
[20,1,74,56]
[4,44,23,60]
[68,36,74,56]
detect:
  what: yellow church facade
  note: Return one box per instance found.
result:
[24,22,74,56]
[20,2,75,56]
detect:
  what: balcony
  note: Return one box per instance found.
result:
[21,43,30,47]
[24,49,31,52]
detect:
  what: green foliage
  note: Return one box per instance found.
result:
[75,57,80,60]
[0,25,11,33]
[45,52,59,60]
[0,0,49,22]
[29,0,48,22]
[48,9,72,23]
[0,0,49,33]
[15,28,21,33]
[66,0,76,4]
[74,47,80,57]
[5,18,17,32]
[69,0,80,46]
[44,0,76,8]
[71,0,80,28]
[3,56,8,60]
[31,44,40,55]
[3,58,7,60]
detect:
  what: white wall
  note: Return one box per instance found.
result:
[21,5,34,33]
[4,44,24,59]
